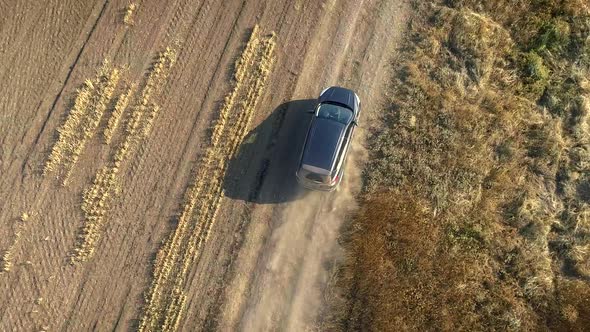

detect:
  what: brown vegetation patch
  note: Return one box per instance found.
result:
[329,0,590,330]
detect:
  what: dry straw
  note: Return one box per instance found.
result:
[45,61,121,185]
[138,25,276,331]
[124,3,138,25]
[71,48,177,263]
[0,213,31,273]
[104,83,137,144]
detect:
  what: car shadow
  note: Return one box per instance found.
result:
[223,99,317,204]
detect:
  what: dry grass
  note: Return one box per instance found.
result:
[0,213,31,273]
[44,61,121,185]
[327,1,590,330]
[138,25,276,331]
[123,3,138,26]
[326,191,544,331]
[71,47,177,263]
[72,165,118,261]
[44,81,95,177]
[104,83,136,144]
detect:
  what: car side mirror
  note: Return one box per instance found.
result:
[352,120,359,126]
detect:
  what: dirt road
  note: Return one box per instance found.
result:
[0,0,407,330]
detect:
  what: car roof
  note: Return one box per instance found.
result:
[301,117,346,172]
[318,86,358,112]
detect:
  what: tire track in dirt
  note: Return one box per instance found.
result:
[194,1,332,327]
[282,2,408,330]
[0,0,192,328]
[7,1,108,152]
[19,0,147,189]
[178,25,276,326]
[0,2,44,77]
[277,193,331,331]
[210,1,408,331]
[116,3,249,311]
[178,0,275,305]
[231,0,366,327]
[61,1,250,327]
[44,61,121,185]
[237,194,331,332]
[242,0,364,320]
[127,0,228,176]
[0,0,98,188]
[200,97,295,332]
[31,0,110,148]
[96,6,248,324]
[0,2,107,328]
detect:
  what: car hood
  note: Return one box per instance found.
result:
[301,118,346,172]
[318,86,357,111]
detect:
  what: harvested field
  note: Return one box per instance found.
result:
[44,61,121,185]
[138,25,276,331]
[73,46,176,263]
[0,0,408,331]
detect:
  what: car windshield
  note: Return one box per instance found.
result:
[317,103,353,125]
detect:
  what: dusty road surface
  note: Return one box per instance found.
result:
[0,0,407,330]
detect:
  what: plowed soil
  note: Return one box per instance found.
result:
[0,0,407,330]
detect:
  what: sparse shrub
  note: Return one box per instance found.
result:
[549,279,590,329]
[578,179,590,202]
[446,224,485,251]
[448,9,513,86]
[569,244,590,276]
[523,51,550,96]
[525,120,564,163]
[525,51,549,81]
[531,19,571,52]
[495,140,514,162]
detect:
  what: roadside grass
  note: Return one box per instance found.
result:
[327,1,590,330]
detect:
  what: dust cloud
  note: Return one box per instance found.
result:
[240,142,366,331]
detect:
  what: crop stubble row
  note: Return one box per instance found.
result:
[44,62,121,186]
[138,25,276,332]
[72,47,178,262]
[37,17,275,331]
